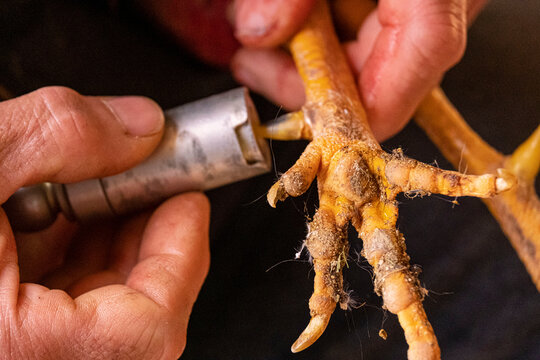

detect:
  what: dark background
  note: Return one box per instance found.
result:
[1,0,539,359]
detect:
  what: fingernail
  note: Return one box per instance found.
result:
[234,0,277,40]
[105,97,164,137]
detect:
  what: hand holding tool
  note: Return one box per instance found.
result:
[4,88,271,232]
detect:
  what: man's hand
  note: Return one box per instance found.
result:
[0,87,210,359]
[231,0,488,141]
[136,0,488,139]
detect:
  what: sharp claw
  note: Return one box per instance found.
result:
[259,111,312,141]
[267,180,288,207]
[495,168,516,193]
[290,314,331,353]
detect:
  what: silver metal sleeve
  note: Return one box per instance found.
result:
[62,87,271,221]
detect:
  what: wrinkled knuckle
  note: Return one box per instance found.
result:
[36,86,86,124]
[85,308,164,358]
[35,86,86,124]
[35,86,92,145]
[417,28,465,71]
[413,8,467,72]
[36,86,80,103]
[138,310,187,359]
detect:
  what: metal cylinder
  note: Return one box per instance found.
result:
[5,88,271,231]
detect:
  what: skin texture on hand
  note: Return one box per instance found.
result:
[232,0,488,141]
[0,87,211,359]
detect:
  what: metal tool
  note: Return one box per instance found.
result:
[4,88,272,232]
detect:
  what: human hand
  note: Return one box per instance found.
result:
[231,0,488,141]
[0,87,210,359]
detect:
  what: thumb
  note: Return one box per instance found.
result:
[0,86,164,203]
[234,0,315,47]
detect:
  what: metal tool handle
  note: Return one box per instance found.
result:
[4,88,271,232]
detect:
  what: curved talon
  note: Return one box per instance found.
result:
[258,111,313,141]
[495,168,516,193]
[291,314,331,353]
[261,0,518,357]
[267,180,288,207]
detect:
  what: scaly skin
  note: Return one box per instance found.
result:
[266,1,513,358]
